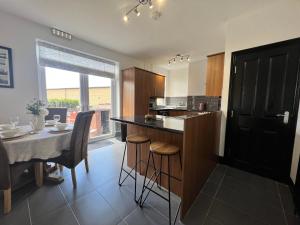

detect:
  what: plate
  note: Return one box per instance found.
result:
[1,131,28,141]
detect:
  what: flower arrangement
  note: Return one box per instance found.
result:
[26,99,49,116]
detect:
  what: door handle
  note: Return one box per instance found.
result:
[276,111,289,124]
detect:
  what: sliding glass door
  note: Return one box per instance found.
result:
[44,67,114,140]
[87,75,112,139]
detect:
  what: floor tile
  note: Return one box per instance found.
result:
[201,181,220,197]
[203,217,223,225]
[59,170,96,203]
[286,213,300,225]
[278,183,295,215]
[28,185,67,223]
[71,191,121,225]
[207,166,226,185]
[216,177,286,225]
[0,200,31,225]
[97,178,138,219]
[125,206,169,225]
[1,139,297,225]
[32,205,78,225]
[208,200,268,225]
[182,193,213,225]
[225,167,277,194]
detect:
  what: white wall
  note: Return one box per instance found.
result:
[0,10,144,124]
[187,59,207,96]
[165,67,188,97]
[220,0,300,182]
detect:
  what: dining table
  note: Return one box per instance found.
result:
[2,125,73,186]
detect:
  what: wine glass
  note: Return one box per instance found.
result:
[10,116,19,128]
[53,115,61,124]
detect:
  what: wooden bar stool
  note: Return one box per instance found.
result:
[118,134,151,202]
[139,142,182,225]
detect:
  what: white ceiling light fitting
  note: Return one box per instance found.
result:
[123,0,155,22]
[168,54,190,64]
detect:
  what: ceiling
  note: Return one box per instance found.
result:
[0,0,278,64]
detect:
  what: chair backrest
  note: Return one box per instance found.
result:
[69,111,95,167]
[0,138,11,190]
[45,108,68,123]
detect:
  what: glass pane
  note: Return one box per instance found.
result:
[88,75,112,138]
[45,67,81,124]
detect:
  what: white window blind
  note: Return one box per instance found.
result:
[37,41,116,79]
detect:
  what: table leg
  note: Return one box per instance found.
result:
[3,188,11,214]
[34,162,43,187]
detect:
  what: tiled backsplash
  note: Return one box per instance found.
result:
[187,96,221,111]
[165,96,221,111]
[165,97,187,106]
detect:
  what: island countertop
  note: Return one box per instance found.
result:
[110,115,184,133]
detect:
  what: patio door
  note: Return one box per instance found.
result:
[37,40,117,140]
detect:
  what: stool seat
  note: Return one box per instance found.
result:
[150,144,180,155]
[126,135,150,144]
[150,142,166,151]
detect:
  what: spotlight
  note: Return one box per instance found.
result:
[134,8,141,16]
[123,15,129,22]
[149,0,153,9]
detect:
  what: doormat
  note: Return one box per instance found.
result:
[88,140,114,151]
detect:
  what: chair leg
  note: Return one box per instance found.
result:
[3,188,11,214]
[71,168,77,189]
[84,158,89,173]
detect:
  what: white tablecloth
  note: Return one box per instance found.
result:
[3,126,72,164]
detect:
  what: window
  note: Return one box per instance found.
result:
[37,40,118,140]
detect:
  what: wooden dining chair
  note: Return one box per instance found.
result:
[0,139,34,214]
[47,111,95,189]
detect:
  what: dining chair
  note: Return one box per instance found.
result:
[46,111,95,188]
[0,139,33,214]
[45,107,68,123]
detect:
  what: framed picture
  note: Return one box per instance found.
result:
[0,46,13,88]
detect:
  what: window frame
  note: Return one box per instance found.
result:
[36,40,118,141]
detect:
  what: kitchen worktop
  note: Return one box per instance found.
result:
[149,106,187,111]
[111,115,184,133]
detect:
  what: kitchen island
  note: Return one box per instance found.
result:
[111,112,221,219]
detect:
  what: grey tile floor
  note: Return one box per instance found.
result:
[0,139,299,225]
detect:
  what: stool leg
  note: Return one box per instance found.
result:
[118,142,127,186]
[139,144,142,174]
[139,150,151,205]
[168,155,171,225]
[179,152,182,170]
[158,155,163,189]
[134,143,138,202]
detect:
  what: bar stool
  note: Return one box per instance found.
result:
[118,134,151,202]
[140,142,182,225]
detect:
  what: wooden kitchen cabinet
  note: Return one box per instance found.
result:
[122,67,165,116]
[205,52,225,96]
[169,110,187,117]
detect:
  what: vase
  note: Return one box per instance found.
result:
[30,115,45,131]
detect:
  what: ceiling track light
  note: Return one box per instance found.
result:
[168,54,191,64]
[123,0,155,22]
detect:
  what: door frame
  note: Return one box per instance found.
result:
[224,37,300,182]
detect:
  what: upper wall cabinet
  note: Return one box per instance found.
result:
[122,67,165,116]
[205,52,225,96]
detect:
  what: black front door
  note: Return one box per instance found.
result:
[225,38,300,182]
